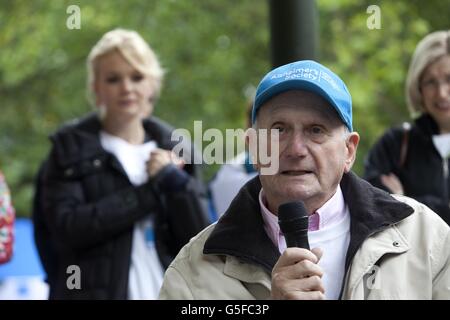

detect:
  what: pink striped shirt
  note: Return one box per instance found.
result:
[258,185,346,253]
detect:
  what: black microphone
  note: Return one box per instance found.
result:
[278,201,310,250]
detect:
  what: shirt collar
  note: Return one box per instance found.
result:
[258,190,281,250]
[258,185,346,250]
[316,185,346,230]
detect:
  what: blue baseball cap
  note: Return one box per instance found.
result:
[252,60,353,131]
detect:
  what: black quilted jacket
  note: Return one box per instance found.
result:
[33,113,210,299]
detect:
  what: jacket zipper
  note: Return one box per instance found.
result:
[338,224,392,300]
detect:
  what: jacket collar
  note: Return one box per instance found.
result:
[204,176,279,272]
[50,112,178,168]
[203,172,414,273]
[340,172,414,270]
[414,113,440,136]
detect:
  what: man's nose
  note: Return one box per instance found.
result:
[285,131,308,158]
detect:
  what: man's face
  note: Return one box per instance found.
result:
[255,90,359,214]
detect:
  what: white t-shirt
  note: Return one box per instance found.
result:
[100,131,164,300]
[309,211,350,300]
[432,133,450,159]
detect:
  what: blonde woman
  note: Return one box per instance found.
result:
[364,30,450,225]
[33,29,209,299]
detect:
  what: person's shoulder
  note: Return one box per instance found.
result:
[47,112,102,166]
[392,194,445,221]
[367,123,412,154]
[144,116,180,144]
[143,116,175,140]
[166,222,234,281]
[170,223,216,265]
[51,112,99,140]
[378,122,410,141]
[161,223,233,299]
[391,194,450,240]
[391,194,450,277]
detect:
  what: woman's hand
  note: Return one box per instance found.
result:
[146,148,185,177]
[380,173,404,195]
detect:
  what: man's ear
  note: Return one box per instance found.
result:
[344,132,360,173]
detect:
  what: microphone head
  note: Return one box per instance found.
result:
[278,201,309,233]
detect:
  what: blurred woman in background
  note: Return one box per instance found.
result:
[364,30,450,225]
[34,29,209,299]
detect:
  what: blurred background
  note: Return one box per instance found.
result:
[0,0,448,300]
[0,0,448,219]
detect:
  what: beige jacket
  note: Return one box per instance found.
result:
[159,174,450,300]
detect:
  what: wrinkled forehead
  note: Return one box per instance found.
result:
[257,90,342,125]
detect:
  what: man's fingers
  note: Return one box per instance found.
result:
[271,248,326,300]
[275,247,319,269]
[276,259,324,280]
[272,248,324,282]
[311,247,323,262]
[277,275,325,295]
[271,270,326,300]
[279,290,326,300]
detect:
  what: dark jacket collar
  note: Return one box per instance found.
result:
[50,112,179,168]
[414,113,440,137]
[204,172,414,273]
[204,176,279,271]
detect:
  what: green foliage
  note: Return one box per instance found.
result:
[0,0,445,216]
[317,0,444,174]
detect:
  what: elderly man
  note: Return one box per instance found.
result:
[159,60,450,300]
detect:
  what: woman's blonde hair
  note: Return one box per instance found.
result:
[405,30,450,117]
[87,28,165,106]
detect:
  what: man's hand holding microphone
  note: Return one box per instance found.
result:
[271,201,325,300]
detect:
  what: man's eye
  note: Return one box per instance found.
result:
[273,126,285,133]
[310,126,324,135]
